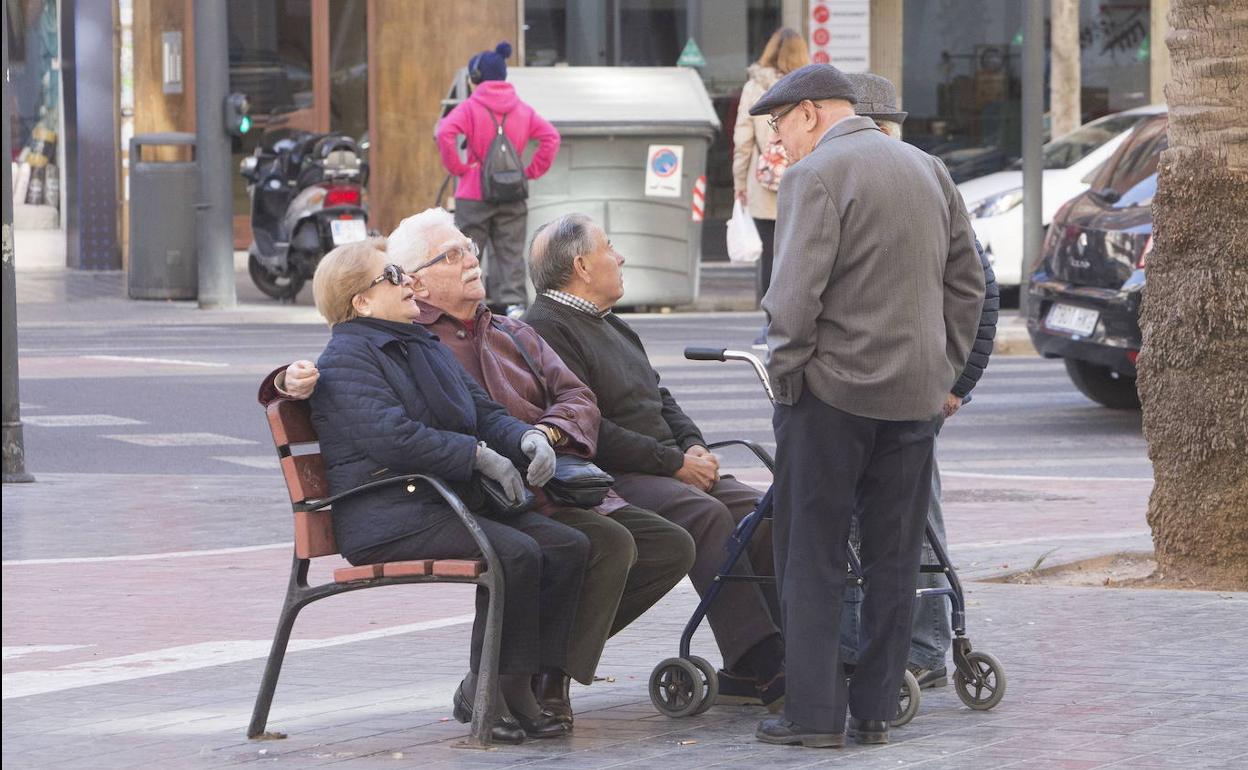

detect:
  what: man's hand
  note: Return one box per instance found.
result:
[942,392,962,419]
[520,430,557,487]
[686,444,720,472]
[675,452,718,492]
[282,360,319,400]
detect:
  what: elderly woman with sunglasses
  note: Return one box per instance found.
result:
[303,237,588,744]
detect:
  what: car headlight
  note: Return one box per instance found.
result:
[969,188,1024,219]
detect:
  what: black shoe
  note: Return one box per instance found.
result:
[908,663,948,689]
[757,670,786,713]
[848,717,889,745]
[513,708,570,739]
[452,681,526,744]
[716,668,763,706]
[755,718,845,748]
[533,671,573,727]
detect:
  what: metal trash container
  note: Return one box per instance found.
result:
[507,68,721,308]
[128,133,198,299]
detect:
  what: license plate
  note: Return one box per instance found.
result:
[330,219,368,246]
[1046,303,1099,336]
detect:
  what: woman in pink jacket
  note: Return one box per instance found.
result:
[437,42,560,318]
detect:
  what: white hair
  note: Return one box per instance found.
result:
[387,207,456,267]
[875,119,903,140]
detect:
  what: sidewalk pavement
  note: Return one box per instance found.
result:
[10,263,1036,354]
[5,469,1246,769]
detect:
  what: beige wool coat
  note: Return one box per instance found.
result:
[732,64,781,221]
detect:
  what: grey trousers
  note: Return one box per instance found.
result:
[549,504,695,684]
[773,391,935,731]
[610,473,781,671]
[454,197,529,305]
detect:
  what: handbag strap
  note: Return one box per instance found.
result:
[490,317,549,402]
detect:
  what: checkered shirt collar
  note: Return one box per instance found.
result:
[542,290,609,318]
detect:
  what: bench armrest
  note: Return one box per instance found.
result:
[302,474,504,582]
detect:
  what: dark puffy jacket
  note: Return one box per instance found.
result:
[951,239,998,399]
[309,319,532,561]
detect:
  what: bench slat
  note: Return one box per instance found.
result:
[294,510,337,559]
[267,399,319,446]
[281,454,329,503]
[432,559,486,578]
[381,560,433,577]
[334,564,383,583]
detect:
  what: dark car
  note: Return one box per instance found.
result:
[1026,114,1168,409]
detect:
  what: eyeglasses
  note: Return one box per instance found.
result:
[411,241,480,273]
[367,263,407,288]
[767,100,820,132]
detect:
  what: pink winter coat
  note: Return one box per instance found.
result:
[436,81,561,201]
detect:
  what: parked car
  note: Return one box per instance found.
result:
[1026,114,1168,409]
[959,104,1164,288]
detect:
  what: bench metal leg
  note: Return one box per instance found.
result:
[464,572,505,749]
[248,557,309,739]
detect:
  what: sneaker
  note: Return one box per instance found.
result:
[504,303,527,319]
[751,331,768,350]
[907,663,948,689]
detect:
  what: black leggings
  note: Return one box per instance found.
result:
[755,217,776,303]
[350,509,589,676]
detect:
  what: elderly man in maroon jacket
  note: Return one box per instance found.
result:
[261,207,694,727]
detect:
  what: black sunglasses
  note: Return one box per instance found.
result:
[368,263,407,288]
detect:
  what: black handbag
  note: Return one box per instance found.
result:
[476,473,536,520]
[545,455,614,508]
[491,319,616,509]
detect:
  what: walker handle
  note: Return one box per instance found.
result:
[684,347,727,362]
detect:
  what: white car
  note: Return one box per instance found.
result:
[957,104,1165,288]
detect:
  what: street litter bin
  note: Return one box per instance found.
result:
[128,133,198,299]
[506,67,721,308]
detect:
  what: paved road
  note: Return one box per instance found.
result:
[14,313,1149,481]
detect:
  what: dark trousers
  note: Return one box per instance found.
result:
[455,198,529,305]
[549,504,696,684]
[773,390,935,731]
[610,473,780,670]
[349,509,589,676]
[755,217,776,303]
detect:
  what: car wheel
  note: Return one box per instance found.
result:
[1063,359,1141,410]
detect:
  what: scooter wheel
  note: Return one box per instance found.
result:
[891,669,921,727]
[249,254,306,301]
[649,658,705,718]
[954,651,1006,711]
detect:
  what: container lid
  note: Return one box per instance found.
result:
[506,67,721,135]
[130,132,196,147]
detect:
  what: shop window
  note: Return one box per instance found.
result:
[8,0,63,228]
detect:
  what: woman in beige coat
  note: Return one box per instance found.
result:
[733,28,810,347]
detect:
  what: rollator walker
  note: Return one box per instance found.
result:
[648,347,1006,726]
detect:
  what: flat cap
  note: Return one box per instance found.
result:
[748,63,858,116]
[845,72,907,124]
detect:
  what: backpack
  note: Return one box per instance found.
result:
[477,108,528,203]
[754,139,789,192]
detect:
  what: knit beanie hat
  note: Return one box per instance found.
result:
[470,42,512,83]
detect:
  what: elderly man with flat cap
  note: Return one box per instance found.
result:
[750,64,984,748]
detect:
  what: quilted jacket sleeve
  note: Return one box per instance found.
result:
[460,367,533,465]
[313,343,479,482]
[951,238,999,399]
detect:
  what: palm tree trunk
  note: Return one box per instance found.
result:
[1138,0,1248,586]
[1049,0,1081,138]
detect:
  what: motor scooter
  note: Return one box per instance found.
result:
[240,129,370,300]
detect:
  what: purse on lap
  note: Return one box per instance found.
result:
[475,472,536,520]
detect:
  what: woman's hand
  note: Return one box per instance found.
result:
[281,360,319,399]
[520,430,557,487]
[475,444,526,503]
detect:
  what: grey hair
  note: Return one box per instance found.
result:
[875,119,903,140]
[387,207,456,268]
[529,213,596,293]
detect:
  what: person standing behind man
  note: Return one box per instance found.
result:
[834,72,1000,692]
[437,41,560,319]
[732,28,810,349]
[750,65,984,748]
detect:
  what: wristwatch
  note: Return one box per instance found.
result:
[537,423,565,447]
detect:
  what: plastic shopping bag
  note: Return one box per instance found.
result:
[726,200,763,264]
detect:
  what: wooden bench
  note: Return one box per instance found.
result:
[248,398,506,747]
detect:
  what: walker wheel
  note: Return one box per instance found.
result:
[687,656,719,715]
[891,669,921,727]
[954,651,1006,710]
[649,657,705,718]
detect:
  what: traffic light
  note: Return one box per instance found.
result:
[224,92,251,137]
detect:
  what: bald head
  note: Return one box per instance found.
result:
[529,213,597,294]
